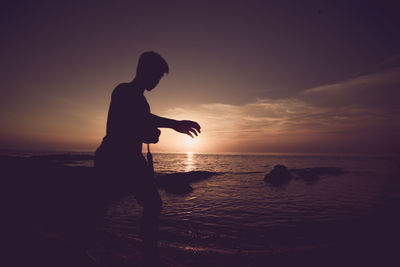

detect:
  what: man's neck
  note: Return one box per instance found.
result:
[130,78,146,95]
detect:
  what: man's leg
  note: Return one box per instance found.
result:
[133,177,163,259]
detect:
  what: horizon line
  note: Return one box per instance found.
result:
[1,148,399,158]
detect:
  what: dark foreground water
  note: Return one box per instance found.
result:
[87,153,400,253]
[4,150,399,257]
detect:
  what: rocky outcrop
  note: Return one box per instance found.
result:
[264,165,293,185]
[265,165,344,186]
[156,171,218,195]
[292,167,343,177]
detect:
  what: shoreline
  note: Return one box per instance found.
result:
[28,228,398,267]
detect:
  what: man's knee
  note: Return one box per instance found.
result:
[156,197,163,213]
[135,183,162,211]
[143,196,162,217]
[150,196,163,214]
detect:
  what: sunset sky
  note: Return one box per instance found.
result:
[1,1,399,154]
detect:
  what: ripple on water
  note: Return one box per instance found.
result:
[105,153,400,251]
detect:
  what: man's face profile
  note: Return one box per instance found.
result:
[145,72,164,91]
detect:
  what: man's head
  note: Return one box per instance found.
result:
[136,51,169,91]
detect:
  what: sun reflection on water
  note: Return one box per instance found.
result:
[185,151,195,172]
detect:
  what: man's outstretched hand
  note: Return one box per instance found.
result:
[174,120,201,138]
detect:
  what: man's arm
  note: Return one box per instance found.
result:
[150,113,201,138]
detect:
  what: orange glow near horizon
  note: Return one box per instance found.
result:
[152,129,211,153]
[2,85,400,154]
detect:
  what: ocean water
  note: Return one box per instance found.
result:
[93,153,400,253]
[4,149,398,253]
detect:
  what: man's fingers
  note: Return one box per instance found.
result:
[186,121,201,132]
[193,122,201,132]
[189,128,198,136]
[180,120,201,137]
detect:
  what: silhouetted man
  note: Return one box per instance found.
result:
[94,51,200,263]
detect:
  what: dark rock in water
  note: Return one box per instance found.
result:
[30,153,94,161]
[30,153,94,165]
[264,165,344,186]
[291,168,320,183]
[156,171,217,195]
[264,164,293,185]
[306,167,343,176]
[291,167,344,182]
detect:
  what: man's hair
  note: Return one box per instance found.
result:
[136,51,169,77]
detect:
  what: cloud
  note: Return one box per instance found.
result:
[300,67,400,109]
[160,66,400,153]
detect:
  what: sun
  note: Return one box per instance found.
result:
[184,135,196,146]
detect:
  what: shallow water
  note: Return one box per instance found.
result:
[5,149,398,252]
[98,153,400,252]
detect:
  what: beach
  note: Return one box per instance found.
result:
[4,152,400,266]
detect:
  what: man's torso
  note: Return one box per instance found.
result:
[96,83,151,161]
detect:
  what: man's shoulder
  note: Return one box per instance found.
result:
[112,83,129,95]
[112,83,139,99]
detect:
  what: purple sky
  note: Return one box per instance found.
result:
[1,0,399,153]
